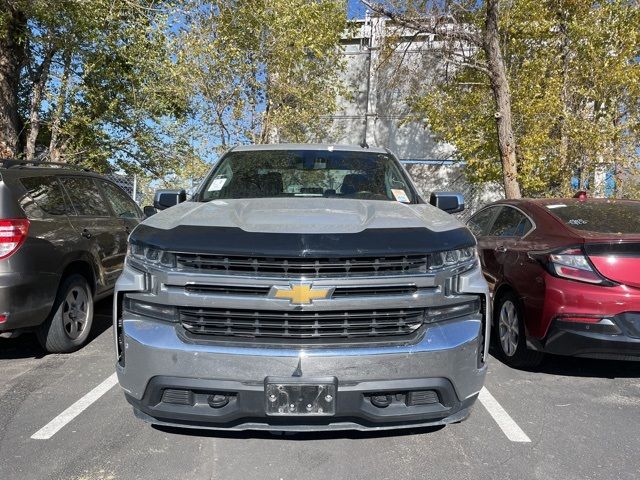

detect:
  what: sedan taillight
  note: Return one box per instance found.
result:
[547,248,606,284]
[0,219,30,259]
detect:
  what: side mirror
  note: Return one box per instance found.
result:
[153,189,186,210]
[143,205,157,217]
[430,192,464,213]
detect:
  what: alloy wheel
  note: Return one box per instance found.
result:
[499,300,519,357]
[62,287,89,340]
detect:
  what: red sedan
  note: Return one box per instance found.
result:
[467,197,640,367]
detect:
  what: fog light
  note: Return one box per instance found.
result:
[407,390,439,406]
[161,388,193,406]
[370,394,392,408]
[208,394,230,408]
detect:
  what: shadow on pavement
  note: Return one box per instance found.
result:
[0,296,113,360]
[152,423,446,441]
[88,296,114,343]
[489,351,640,379]
[534,354,640,379]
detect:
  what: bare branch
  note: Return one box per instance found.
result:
[361,0,482,46]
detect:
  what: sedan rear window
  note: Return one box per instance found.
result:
[545,202,640,234]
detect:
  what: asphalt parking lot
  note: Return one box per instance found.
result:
[1,298,639,480]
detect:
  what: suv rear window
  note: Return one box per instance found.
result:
[20,176,68,215]
[61,176,111,217]
[100,181,141,219]
[545,201,640,234]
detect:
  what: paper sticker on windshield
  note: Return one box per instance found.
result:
[208,177,227,191]
[392,189,410,203]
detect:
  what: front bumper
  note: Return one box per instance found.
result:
[126,375,479,432]
[114,261,489,431]
[117,314,486,431]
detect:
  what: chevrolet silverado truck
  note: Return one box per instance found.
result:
[114,144,490,431]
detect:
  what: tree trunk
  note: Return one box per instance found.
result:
[482,0,522,199]
[0,5,26,158]
[556,7,572,194]
[25,45,55,161]
[49,48,72,162]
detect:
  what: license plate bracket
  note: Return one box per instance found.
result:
[265,378,336,416]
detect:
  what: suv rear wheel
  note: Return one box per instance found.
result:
[494,291,544,368]
[37,274,94,353]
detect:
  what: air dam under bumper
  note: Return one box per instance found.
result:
[542,316,640,361]
[117,316,487,432]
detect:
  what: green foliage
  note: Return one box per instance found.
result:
[4,0,348,178]
[3,1,199,174]
[177,0,348,149]
[407,0,640,197]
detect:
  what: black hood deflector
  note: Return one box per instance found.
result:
[131,225,476,257]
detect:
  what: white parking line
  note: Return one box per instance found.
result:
[478,387,531,443]
[30,374,527,442]
[31,373,118,440]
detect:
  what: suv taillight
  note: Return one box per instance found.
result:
[0,219,30,259]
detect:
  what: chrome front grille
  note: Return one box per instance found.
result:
[135,252,481,346]
[174,254,430,278]
[178,283,422,299]
[179,308,425,340]
[184,284,271,296]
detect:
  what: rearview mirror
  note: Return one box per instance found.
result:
[430,192,464,213]
[153,189,186,210]
[143,205,157,217]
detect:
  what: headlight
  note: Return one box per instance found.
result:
[127,242,176,269]
[429,246,477,272]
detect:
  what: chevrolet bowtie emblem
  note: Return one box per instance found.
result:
[271,284,333,305]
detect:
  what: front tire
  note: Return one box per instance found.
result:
[37,274,94,353]
[494,292,544,368]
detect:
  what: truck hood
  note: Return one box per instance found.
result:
[142,198,462,234]
[131,198,475,257]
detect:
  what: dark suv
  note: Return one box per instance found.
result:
[0,160,142,352]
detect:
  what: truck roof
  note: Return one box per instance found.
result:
[230,143,390,154]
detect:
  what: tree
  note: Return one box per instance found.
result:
[2,0,349,177]
[363,0,522,198]
[364,0,640,198]
[176,0,349,152]
[0,0,201,177]
[0,1,26,157]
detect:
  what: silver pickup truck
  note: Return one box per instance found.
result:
[114,144,490,432]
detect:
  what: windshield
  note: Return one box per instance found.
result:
[199,149,416,203]
[544,201,640,234]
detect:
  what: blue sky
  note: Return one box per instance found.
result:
[348,0,368,19]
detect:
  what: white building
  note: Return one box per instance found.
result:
[325,15,502,215]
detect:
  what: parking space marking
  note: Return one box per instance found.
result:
[31,373,118,440]
[478,387,531,443]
